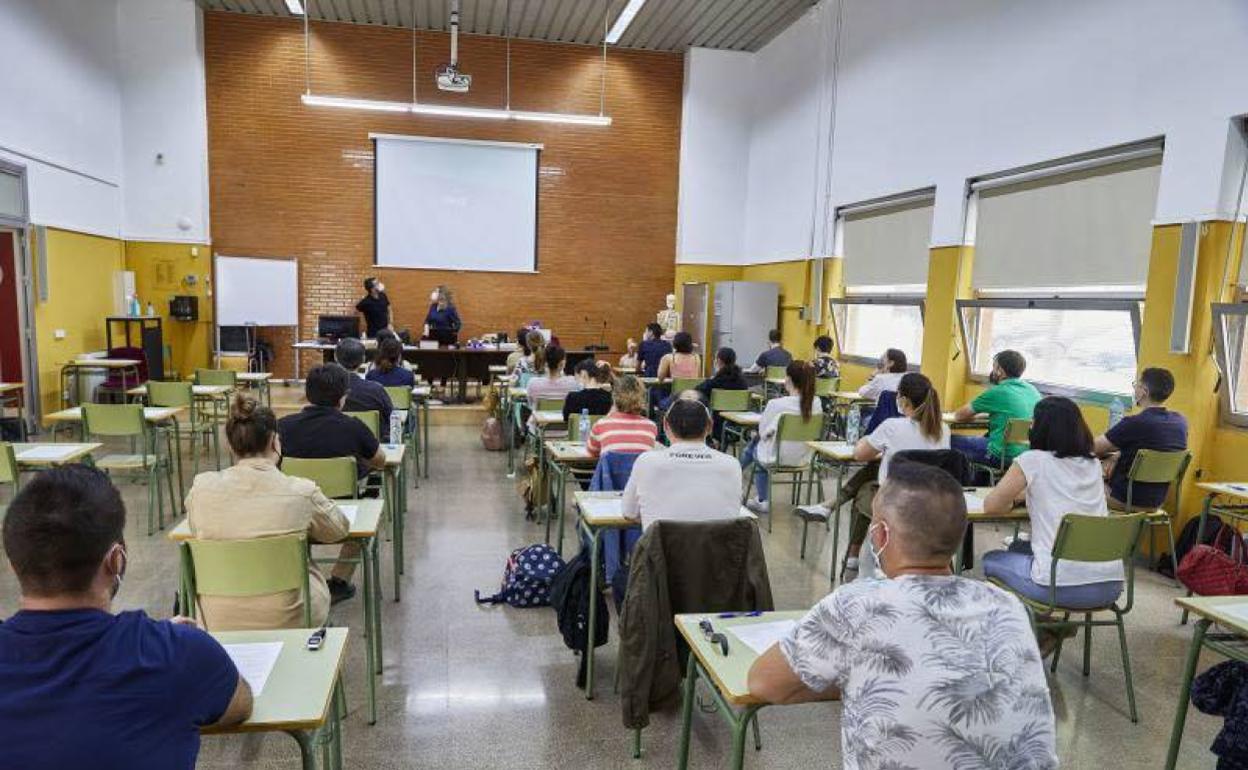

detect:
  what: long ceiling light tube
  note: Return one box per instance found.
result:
[605,0,647,45]
[301,93,612,126]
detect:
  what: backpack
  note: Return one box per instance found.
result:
[474,544,565,608]
[480,416,506,451]
[550,545,610,689]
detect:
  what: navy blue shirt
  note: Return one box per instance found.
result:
[754,346,793,370]
[637,339,672,378]
[344,374,394,442]
[279,404,382,478]
[0,609,238,770]
[424,303,462,333]
[366,365,416,389]
[1105,407,1189,508]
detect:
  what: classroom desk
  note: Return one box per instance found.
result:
[11,441,102,467]
[381,443,408,601]
[530,410,567,521]
[1166,595,1248,769]
[59,358,142,408]
[504,386,528,478]
[410,385,431,479]
[205,627,348,770]
[544,440,598,554]
[236,371,274,406]
[720,411,761,456]
[1176,482,1248,623]
[943,411,990,431]
[960,487,1030,568]
[674,611,808,770]
[127,383,231,399]
[172,499,385,725]
[806,440,859,581]
[573,491,637,701]
[0,382,26,440]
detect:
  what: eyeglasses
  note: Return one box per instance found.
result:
[698,619,730,656]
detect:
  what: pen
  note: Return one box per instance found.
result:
[717,611,763,619]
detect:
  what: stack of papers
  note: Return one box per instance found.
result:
[223,641,283,696]
[729,619,797,654]
[338,505,359,527]
[579,497,624,519]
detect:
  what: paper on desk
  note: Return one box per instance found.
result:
[338,505,359,527]
[223,642,283,696]
[17,445,79,461]
[1215,602,1248,625]
[729,620,797,655]
[963,492,985,514]
[579,497,623,519]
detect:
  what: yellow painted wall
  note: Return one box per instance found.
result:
[31,228,125,418]
[125,241,214,380]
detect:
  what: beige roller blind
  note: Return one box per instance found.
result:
[841,198,934,287]
[973,154,1161,289]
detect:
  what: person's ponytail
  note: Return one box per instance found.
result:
[786,360,816,420]
[898,372,943,441]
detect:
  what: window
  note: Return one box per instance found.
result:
[958,298,1141,397]
[830,297,924,366]
[1213,303,1248,426]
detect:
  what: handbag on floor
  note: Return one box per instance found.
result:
[480,417,506,451]
[1178,524,1248,597]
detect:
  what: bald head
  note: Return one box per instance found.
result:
[873,460,967,562]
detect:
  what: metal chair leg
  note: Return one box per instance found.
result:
[1082,613,1093,677]
[1116,610,1138,723]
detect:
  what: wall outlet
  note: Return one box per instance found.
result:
[54,329,66,340]
[190,247,199,257]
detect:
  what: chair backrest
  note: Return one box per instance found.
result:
[814,377,839,397]
[536,397,566,412]
[671,377,701,396]
[345,410,379,438]
[1053,513,1144,564]
[709,388,751,412]
[1003,418,1032,449]
[566,413,604,442]
[0,443,18,486]
[195,368,238,388]
[145,380,193,408]
[765,366,787,381]
[281,456,358,498]
[1127,449,1191,485]
[892,449,975,486]
[777,412,825,443]
[184,534,311,627]
[864,390,901,435]
[384,386,412,410]
[82,403,147,438]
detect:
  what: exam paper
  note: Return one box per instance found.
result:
[338,505,359,527]
[1215,602,1248,626]
[579,497,623,519]
[729,620,797,655]
[17,445,78,461]
[223,641,283,696]
[963,492,985,514]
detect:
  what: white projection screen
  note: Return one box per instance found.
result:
[373,134,540,272]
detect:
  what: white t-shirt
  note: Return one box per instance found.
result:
[756,395,824,466]
[1016,450,1123,587]
[780,575,1058,770]
[621,441,743,530]
[865,416,951,481]
[857,371,904,403]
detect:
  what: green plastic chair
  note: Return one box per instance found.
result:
[195,369,238,388]
[709,389,752,449]
[535,397,566,412]
[670,377,702,397]
[973,417,1032,485]
[345,410,380,439]
[814,377,839,398]
[764,366,787,381]
[146,381,221,474]
[566,413,604,442]
[0,442,20,492]
[1117,449,1191,580]
[989,512,1146,723]
[83,403,173,536]
[281,457,360,499]
[384,386,419,484]
[182,533,312,628]
[743,412,825,532]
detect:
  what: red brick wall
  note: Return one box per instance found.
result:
[204,12,682,378]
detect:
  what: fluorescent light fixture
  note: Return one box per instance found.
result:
[605,0,647,45]
[300,93,611,126]
[284,0,304,15]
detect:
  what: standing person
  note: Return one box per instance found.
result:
[366,336,417,389]
[951,349,1042,467]
[587,375,658,458]
[1093,367,1188,509]
[355,276,392,338]
[186,393,358,621]
[335,338,394,442]
[747,462,1058,770]
[562,359,614,423]
[857,348,907,402]
[0,466,254,769]
[636,323,672,379]
[811,334,840,380]
[741,361,822,514]
[747,329,793,373]
[423,285,462,345]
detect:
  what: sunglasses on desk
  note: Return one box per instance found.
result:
[698,619,730,656]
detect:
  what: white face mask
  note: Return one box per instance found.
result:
[376,283,384,293]
[430,291,439,302]
[867,521,890,572]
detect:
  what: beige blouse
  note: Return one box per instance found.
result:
[185,457,350,630]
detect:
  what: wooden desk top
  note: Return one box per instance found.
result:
[533,410,567,426]
[675,611,807,706]
[572,490,634,528]
[382,443,406,467]
[127,384,230,397]
[1197,482,1248,503]
[11,442,102,465]
[202,627,348,735]
[45,405,185,423]
[169,499,384,541]
[806,440,856,461]
[963,487,1029,520]
[64,358,141,369]
[1174,596,1248,633]
[235,372,273,382]
[0,382,23,394]
[545,440,595,464]
[720,411,761,426]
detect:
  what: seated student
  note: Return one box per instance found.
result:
[505,325,531,371]
[279,363,387,480]
[811,334,840,380]
[512,330,547,381]
[742,361,822,514]
[637,323,672,378]
[657,331,702,382]
[618,338,640,370]
[1094,366,1189,510]
[365,336,417,389]
[335,337,394,442]
[587,374,658,457]
[856,347,907,402]
[186,393,357,617]
[747,462,1057,769]
[0,466,254,769]
[527,345,581,430]
[747,329,793,373]
[983,396,1124,637]
[622,399,742,530]
[563,359,614,422]
[951,349,1042,467]
[694,347,749,443]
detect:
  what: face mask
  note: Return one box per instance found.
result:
[430,291,439,302]
[376,283,385,293]
[988,371,1002,385]
[867,522,889,571]
[110,545,128,599]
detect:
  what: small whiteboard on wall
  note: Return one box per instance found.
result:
[215,255,299,327]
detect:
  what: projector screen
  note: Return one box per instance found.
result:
[373,134,540,272]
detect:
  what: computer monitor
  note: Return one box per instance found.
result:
[318,315,360,341]
[218,325,251,353]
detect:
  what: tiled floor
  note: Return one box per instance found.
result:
[0,421,1228,768]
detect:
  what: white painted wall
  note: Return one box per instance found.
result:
[678,0,1248,262]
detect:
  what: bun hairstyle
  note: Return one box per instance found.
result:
[716,347,741,378]
[897,372,943,441]
[786,360,816,420]
[377,337,404,373]
[226,392,277,457]
[574,358,613,384]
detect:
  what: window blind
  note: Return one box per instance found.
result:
[841,198,934,287]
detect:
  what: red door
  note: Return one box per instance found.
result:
[0,232,22,382]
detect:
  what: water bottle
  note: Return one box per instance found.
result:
[1108,397,1126,429]
[129,294,141,317]
[389,411,403,445]
[845,406,861,444]
[579,408,591,443]
[145,302,155,317]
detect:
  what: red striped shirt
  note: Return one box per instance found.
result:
[587,412,658,457]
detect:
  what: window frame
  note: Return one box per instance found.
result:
[1212,302,1248,428]
[828,295,926,370]
[955,296,1143,403]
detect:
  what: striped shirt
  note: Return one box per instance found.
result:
[586,412,659,457]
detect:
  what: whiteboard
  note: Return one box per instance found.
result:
[215,256,299,326]
[373,134,539,272]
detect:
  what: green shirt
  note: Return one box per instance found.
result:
[971,378,1042,460]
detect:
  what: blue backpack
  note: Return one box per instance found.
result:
[474,544,566,608]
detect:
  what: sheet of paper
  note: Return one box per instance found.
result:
[17,445,79,461]
[1216,602,1248,625]
[338,505,359,527]
[963,492,985,514]
[223,641,283,696]
[579,497,623,519]
[728,619,797,655]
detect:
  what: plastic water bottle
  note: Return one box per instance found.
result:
[579,408,591,442]
[145,302,155,317]
[1108,397,1126,429]
[845,406,861,443]
[389,411,403,445]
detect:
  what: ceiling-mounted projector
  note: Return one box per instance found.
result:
[436,0,471,93]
